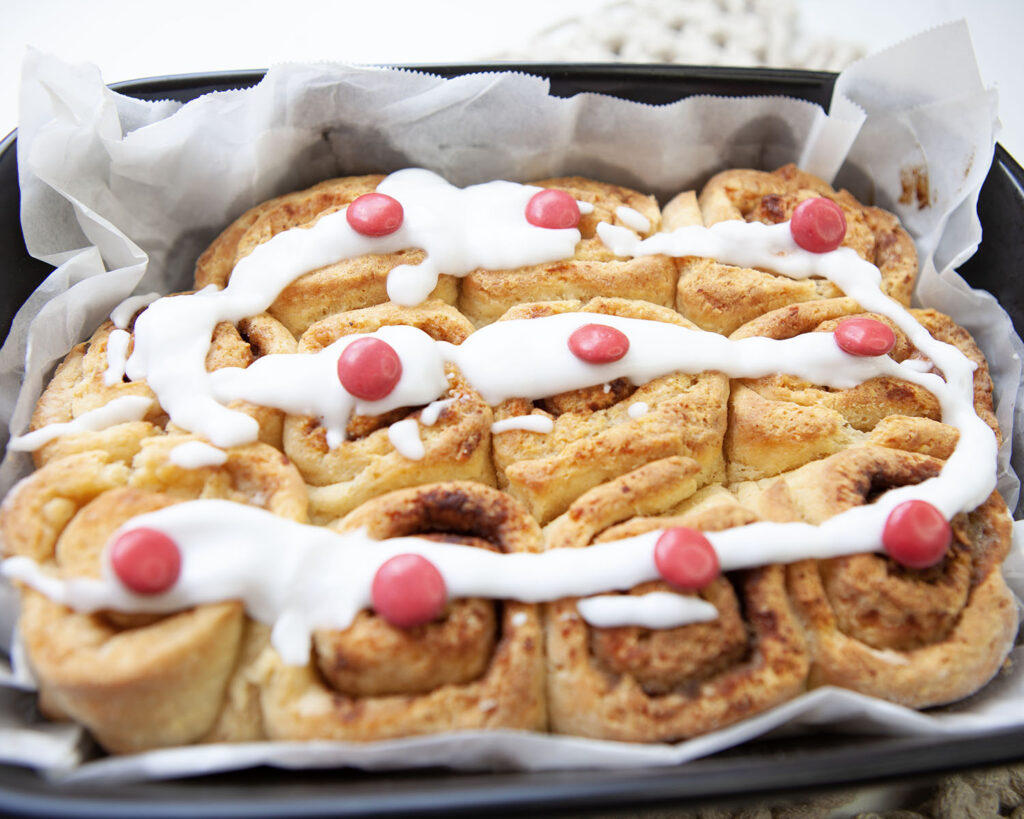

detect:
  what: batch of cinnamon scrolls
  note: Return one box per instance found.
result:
[0,165,1018,755]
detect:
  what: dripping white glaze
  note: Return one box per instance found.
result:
[169,441,228,469]
[3,169,1001,652]
[577,592,718,629]
[1,487,963,663]
[614,205,651,233]
[491,415,555,434]
[209,324,447,449]
[387,418,425,460]
[102,329,132,386]
[121,170,582,449]
[420,398,455,426]
[7,396,153,452]
[602,218,997,517]
[110,292,161,330]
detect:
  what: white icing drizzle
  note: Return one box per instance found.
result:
[601,219,997,518]
[615,205,651,233]
[102,329,131,386]
[577,592,718,629]
[387,418,425,460]
[209,325,448,449]
[445,313,924,406]
[420,398,455,426]
[8,395,152,452]
[122,170,582,448]
[5,169,1002,649]
[902,357,936,373]
[628,401,649,419]
[169,441,228,469]
[491,415,555,434]
[110,292,161,330]
[0,493,944,664]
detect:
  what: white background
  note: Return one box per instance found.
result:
[0,0,1021,162]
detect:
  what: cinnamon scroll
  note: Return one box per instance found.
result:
[282,300,495,524]
[23,310,295,467]
[543,458,810,742]
[670,165,917,335]
[0,438,307,753]
[725,302,1000,482]
[194,176,458,336]
[732,446,1017,707]
[491,297,729,524]
[257,482,546,740]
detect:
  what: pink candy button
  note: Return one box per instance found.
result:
[790,197,847,253]
[110,527,182,595]
[834,317,897,357]
[568,323,630,364]
[525,189,581,229]
[371,553,447,628]
[653,528,721,591]
[337,337,402,401]
[346,192,404,237]
[882,500,951,569]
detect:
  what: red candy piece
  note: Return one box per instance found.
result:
[525,189,581,230]
[346,192,404,237]
[653,528,720,591]
[568,323,630,364]
[371,553,447,628]
[337,337,402,401]
[110,527,181,595]
[834,317,897,357]
[790,197,847,253]
[882,500,951,569]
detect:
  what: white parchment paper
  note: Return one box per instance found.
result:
[1,20,1022,783]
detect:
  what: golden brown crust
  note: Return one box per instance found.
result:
[7,166,1016,755]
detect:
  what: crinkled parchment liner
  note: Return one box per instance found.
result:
[0,20,1022,784]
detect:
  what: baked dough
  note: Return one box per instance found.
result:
[2,166,1015,756]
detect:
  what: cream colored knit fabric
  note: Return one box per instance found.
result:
[499,0,863,70]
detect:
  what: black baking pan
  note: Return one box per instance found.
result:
[0,65,1022,819]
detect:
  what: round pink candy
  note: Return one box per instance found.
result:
[525,189,581,230]
[790,197,847,253]
[653,528,720,591]
[882,500,951,569]
[568,323,630,364]
[337,337,402,401]
[834,317,897,357]
[371,553,447,628]
[346,192,404,237]
[110,527,182,595]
